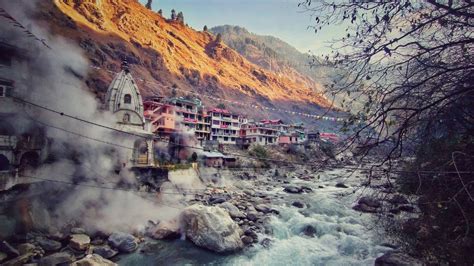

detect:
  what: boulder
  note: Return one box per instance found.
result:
[72,254,117,266]
[292,201,305,208]
[283,186,302,194]
[108,233,138,253]
[92,245,118,259]
[241,236,253,245]
[246,211,261,222]
[17,243,36,255]
[244,229,258,242]
[260,238,272,248]
[147,220,181,240]
[254,204,272,214]
[209,195,229,205]
[36,237,62,252]
[358,196,381,208]
[302,225,317,237]
[219,202,246,219]
[39,252,75,266]
[335,182,349,188]
[180,204,243,253]
[70,234,91,251]
[388,195,409,205]
[374,251,422,266]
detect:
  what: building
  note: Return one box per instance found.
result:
[168,97,211,142]
[105,61,155,168]
[0,42,48,190]
[320,133,340,143]
[240,121,279,145]
[209,108,241,145]
[278,133,301,145]
[144,96,211,143]
[307,132,320,143]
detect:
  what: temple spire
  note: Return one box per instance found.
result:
[121,60,129,73]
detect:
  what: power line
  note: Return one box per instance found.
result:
[25,115,134,150]
[12,97,474,174]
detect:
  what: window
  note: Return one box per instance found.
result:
[123,113,130,123]
[0,86,4,97]
[124,94,132,104]
[224,137,229,141]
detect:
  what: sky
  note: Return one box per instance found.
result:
[139,0,343,55]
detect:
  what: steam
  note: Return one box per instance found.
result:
[0,1,183,233]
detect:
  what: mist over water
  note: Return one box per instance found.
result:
[119,169,390,265]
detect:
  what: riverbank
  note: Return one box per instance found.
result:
[0,160,421,265]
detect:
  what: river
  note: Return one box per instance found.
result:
[119,167,392,265]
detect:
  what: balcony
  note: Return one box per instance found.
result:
[0,135,17,149]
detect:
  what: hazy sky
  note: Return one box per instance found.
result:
[139,0,343,54]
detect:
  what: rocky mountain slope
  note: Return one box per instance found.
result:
[210,25,334,94]
[34,0,333,120]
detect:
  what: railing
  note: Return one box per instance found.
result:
[0,135,17,149]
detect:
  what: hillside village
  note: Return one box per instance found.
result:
[0,38,339,190]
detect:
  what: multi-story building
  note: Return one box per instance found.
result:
[145,97,211,142]
[240,121,279,145]
[0,41,48,190]
[209,108,241,144]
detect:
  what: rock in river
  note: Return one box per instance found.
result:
[72,254,117,266]
[36,237,62,252]
[283,186,302,194]
[180,204,244,253]
[108,233,138,253]
[375,251,422,266]
[147,220,181,240]
[219,202,246,219]
[292,201,305,208]
[92,245,118,259]
[70,234,91,251]
[39,252,75,266]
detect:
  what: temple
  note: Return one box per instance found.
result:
[105,61,155,169]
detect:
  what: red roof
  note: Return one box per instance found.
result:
[261,119,283,124]
[209,108,230,114]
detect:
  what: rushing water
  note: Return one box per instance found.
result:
[119,168,392,265]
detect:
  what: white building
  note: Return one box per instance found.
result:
[241,122,279,146]
[209,108,241,145]
[104,61,155,167]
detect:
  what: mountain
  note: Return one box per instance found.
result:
[32,0,334,122]
[209,25,333,93]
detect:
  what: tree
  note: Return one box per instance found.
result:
[145,0,152,10]
[216,103,225,109]
[177,11,184,24]
[300,1,474,263]
[300,0,473,164]
[157,9,163,16]
[216,33,222,43]
[170,9,176,20]
[203,25,208,32]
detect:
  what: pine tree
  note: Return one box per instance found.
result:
[177,11,184,24]
[170,9,176,20]
[203,25,208,32]
[145,0,152,10]
[157,9,163,16]
[216,33,222,43]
